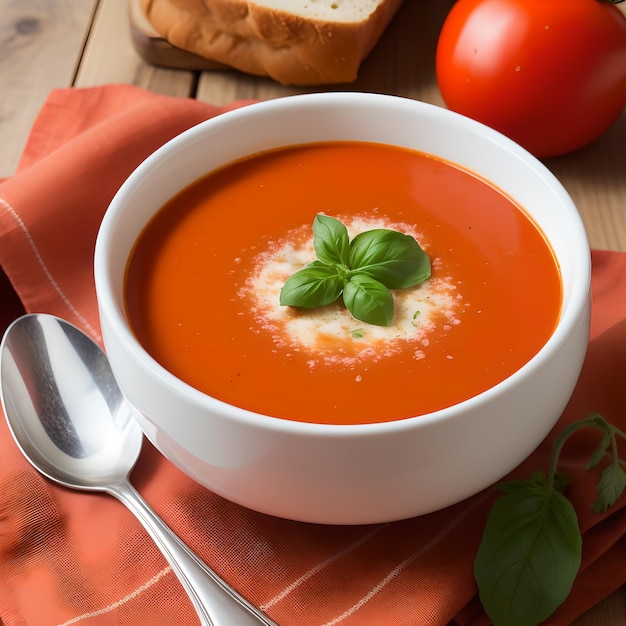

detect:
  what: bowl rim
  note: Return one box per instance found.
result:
[94,91,591,436]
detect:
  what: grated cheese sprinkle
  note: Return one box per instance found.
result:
[238,215,462,370]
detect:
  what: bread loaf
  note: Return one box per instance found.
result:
[138,0,406,85]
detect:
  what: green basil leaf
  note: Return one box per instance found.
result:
[343,274,394,326]
[280,215,433,325]
[348,229,431,289]
[475,480,582,626]
[313,214,350,267]
[279,261,344,308]
[591,462,626,513]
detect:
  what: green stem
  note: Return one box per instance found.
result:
[546,415,610,492]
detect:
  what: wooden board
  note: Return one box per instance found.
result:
[128,0,227,71]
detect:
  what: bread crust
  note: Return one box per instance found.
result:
[139,0,406,85]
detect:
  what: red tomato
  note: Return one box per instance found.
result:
[435,0,626,157]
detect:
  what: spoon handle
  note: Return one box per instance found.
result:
[108,480,278,626]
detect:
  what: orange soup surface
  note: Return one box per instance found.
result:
[125,142,562,425]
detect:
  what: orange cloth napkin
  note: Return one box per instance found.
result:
[1,84,626,626]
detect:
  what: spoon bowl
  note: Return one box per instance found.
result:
[0,313,275,626]
[1,313,143,488]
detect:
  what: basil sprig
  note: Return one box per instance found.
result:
[476,413,626,626]
[279,215,431,326]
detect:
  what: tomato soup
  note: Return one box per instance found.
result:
[125,142,562,425]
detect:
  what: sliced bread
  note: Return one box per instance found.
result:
[139,0,406,85]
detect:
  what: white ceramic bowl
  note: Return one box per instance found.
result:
[95,92,591,525]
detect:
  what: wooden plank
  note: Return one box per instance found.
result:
[0,0,98,177]
[547,109,626,252]
[75,0,195,97]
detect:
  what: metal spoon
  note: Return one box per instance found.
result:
[0,313,277,626]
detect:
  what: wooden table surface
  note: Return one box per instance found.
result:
[1,0,625,624]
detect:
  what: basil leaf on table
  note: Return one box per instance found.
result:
[475,472,582,626]
[474,413,626,626]
[591,462,626,513]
